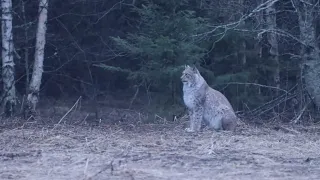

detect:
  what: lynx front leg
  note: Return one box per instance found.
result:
[185,109,194,132]
[186,107,203,132]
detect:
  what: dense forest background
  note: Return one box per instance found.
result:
[1,0,320,125]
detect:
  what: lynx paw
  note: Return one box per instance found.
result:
[185,127,195,133]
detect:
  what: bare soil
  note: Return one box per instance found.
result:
[1,121,320,180]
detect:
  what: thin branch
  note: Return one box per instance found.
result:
[54,96,82,127]
[218,82,289,93]
[93,0,124,24]
[193,0,280,37]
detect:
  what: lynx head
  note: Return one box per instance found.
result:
[181,65,202,87]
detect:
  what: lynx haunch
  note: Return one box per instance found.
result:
[181,65,237,132]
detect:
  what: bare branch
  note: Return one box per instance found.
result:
[193,0,280,37]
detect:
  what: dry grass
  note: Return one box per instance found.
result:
[1,96,320,180]
[1,121,320,180]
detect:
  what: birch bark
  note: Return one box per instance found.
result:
[26,0,49,114]
[1,0,16,116]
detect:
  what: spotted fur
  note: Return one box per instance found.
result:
[181,65,237,132]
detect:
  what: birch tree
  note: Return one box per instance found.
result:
[1,0,16,116]
[291,0,320,107]
[265,0,280,95]
[26,0,49,115]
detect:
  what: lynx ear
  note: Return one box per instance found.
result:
[184,65,191,69]
[191,65,199,74]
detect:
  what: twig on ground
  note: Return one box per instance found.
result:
[155,114,166,123]
[75,113,89,125]
[293,101,310,124]
[19,94,25,114]
[84,158,89,176]
[85,160,114,180]
[278,126,300,135]
[0,150,42,158]
[129,85,139,109]
[54,96,82,128]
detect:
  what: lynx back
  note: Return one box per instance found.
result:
[181,65,237,132]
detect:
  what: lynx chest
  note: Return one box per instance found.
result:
[183,87,199,109]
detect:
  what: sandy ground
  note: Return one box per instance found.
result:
[1,121,320,180]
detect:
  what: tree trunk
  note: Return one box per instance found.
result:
[292,0,320,108]
[1,0,16,116]
[22,1,30,95]
[25,0,49,116]
[254,0,265,94]
[238,0,247,66]
[265,2,280,96]
[239,39,247,65]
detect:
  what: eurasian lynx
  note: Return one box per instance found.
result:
[181,65,237,132]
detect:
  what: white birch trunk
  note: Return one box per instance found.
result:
[292,0,320,108]
[1,0,16,116]
[265,2,280,95]
[26,0,49,114]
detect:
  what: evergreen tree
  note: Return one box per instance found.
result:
[100,0,210,96]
